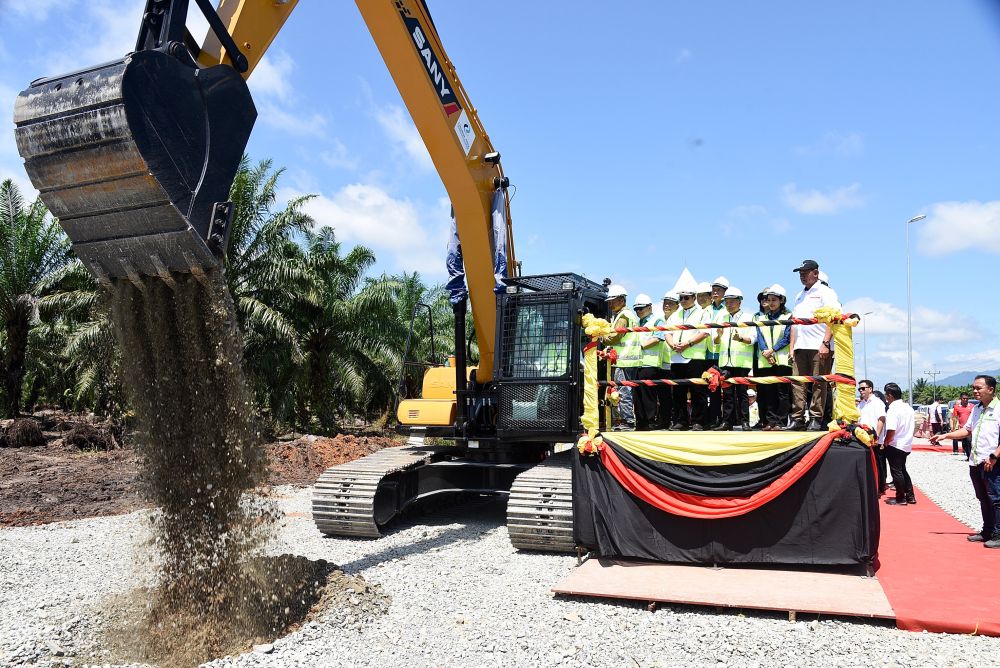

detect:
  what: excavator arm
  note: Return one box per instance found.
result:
[13,0,513,382]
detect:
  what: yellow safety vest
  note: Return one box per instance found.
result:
[638,315,665,368]
[718,310,753,369]
[611,307,642,368]
[670,306,708,361]
[757,311,791,369]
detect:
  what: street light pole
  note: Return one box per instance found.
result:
[906,214,927,404]
[924,369,941,403]
[862,311,873,381]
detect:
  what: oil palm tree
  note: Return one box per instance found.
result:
[224,157,315,423]
[0,180,72,416]
[293,226,403,431]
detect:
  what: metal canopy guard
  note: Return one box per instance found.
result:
[13,49,256,281]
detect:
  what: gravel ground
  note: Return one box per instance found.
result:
[3,453,1000,668]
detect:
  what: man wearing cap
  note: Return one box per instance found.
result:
[787,260,841,431]
[756,284,793,431]
[666,282,711,430]
[633,294,667,431]
[658,292,680,429]
[747,389,760,428]
[714,287,754,430]
[603,285,642,430]
[705,277,729,428]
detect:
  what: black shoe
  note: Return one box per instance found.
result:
[715,422,733,431]
[784,420,807,431]
[691,424,705,431]
[967,533,988,543]
[669,423,689,431]
[884,498,908,506]
[807,419,825,432]
[906,497,916,505]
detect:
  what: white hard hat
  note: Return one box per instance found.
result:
[724,287,744,299]
[712,275,730,288]
[633,293,653,308]
[605,284,628,301]
[764,283,787,298]
[696,281,712,294]
[747,389,757,396]
[662,291,680,302]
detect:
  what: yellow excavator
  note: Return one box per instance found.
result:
[13,0,608,551]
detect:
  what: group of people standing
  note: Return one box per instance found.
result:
[603,259,840,432]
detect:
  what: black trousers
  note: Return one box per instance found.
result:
[656,367,673,429]
[720,366,750,427]
[634,366,665,431]
[756,364,791,428]
[875,444,888,493]
[885,446,914,502]
[672,359,710,428]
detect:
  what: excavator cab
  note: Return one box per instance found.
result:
[12,0,255,284]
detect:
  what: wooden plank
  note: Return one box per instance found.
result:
[553,558,895,620]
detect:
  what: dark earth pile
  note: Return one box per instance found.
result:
[5,418,44,448]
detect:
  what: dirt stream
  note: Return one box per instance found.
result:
[34,271,393,667]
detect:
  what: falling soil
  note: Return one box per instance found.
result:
[105,271,307,666]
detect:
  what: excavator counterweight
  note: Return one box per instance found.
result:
[13,46,255,282]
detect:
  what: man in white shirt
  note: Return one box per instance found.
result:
[857,380,888,495]
[786,259,842,432]
[931,374,1000,547]
[929,399,943,435]
[883,382,916,506]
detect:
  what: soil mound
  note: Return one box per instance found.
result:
[102,554,390,668]
[64,423,114,451]
[267,433,399,485]
[5,418,45,448]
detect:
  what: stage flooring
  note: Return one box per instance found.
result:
[554,480,1000,636]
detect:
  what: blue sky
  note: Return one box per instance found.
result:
[1,1,998,390]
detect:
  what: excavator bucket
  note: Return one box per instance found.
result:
[13,49,256,283]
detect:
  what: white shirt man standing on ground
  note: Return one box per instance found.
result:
[929,399,943,436]
[931,375,1000,548]
[786,259,841,432]
[883,382,916,506]
[857,380,888,495]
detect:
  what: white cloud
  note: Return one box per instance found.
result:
[256,99,327,138]
[917,200,1000,255]
[4,0,75,22]
[283,184,448,276]
[319,139,359,171]
[43,1,142,75]
[721,204,792,236]
[844,297,981,346]
[782,182,865,215]
[248,51,295,102]
[794,132,864,157]
[375,105,433,171]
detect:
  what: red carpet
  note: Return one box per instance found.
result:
[876,485,1000,635]
[910,437,962,453]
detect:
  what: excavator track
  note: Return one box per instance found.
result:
[507,450,576,553]
[312,443,449,538]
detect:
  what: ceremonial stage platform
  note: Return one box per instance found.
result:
[555,469,1000,636]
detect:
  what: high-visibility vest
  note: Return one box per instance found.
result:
[638,315,665,368]
[757,311,791,369]
[707,304,726,357]
[668,306,708,361]
[611,307,642,368]
[718,310,753,369]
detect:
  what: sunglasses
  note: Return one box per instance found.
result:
[858,386,871,392]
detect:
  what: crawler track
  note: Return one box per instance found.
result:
[312,444,448,537]
[507,450,575,553]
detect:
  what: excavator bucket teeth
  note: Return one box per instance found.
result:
[13,50,256,280]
